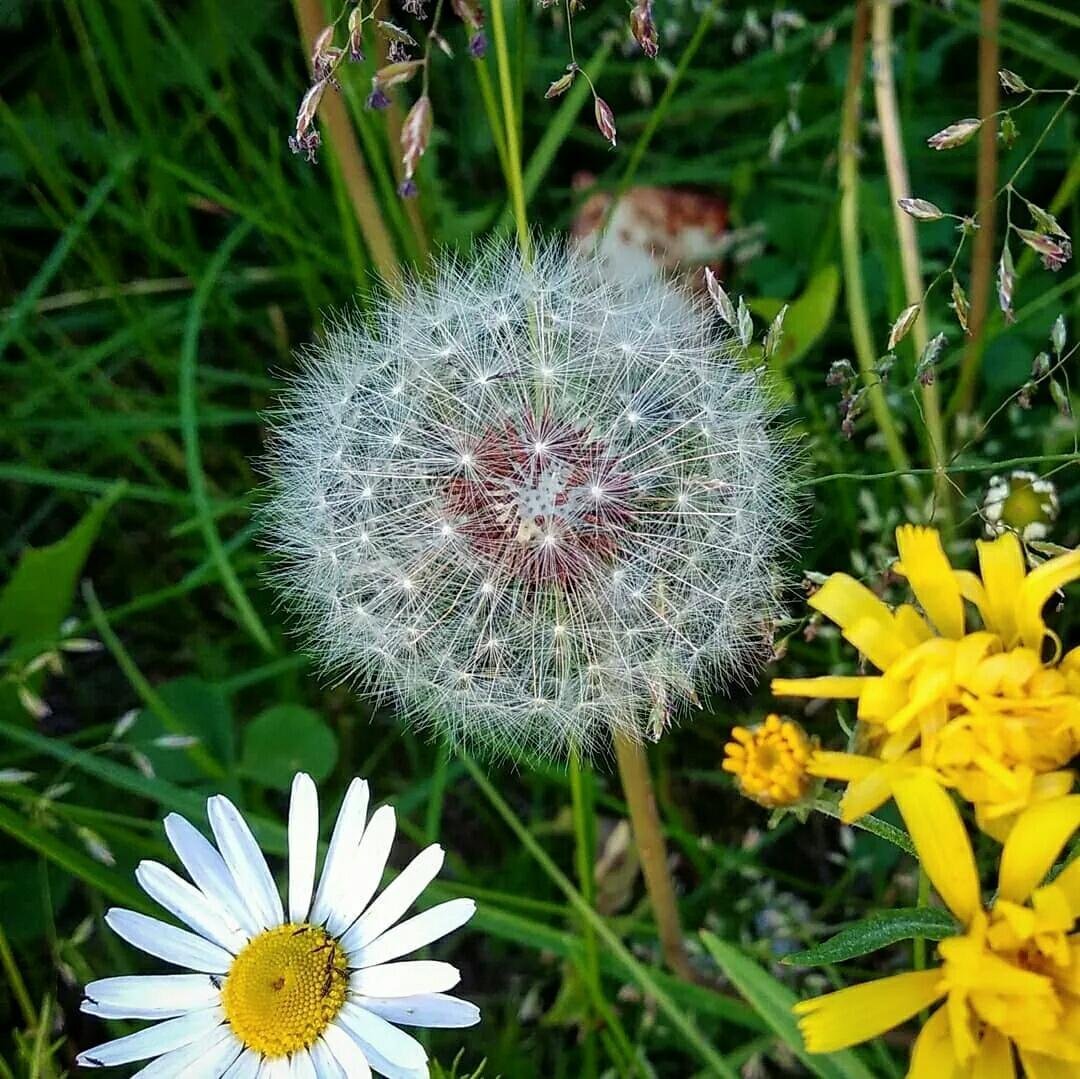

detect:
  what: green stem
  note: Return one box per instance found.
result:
[0,922,36,1028]
[838,2,919,501]
[569,752,600,1077]
[490,0,531,260]
[462,755,737,1078]
[914,867,930,971]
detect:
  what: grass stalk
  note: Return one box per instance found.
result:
[292,0,401,285]
[0,922,36,1029]
[870,0,950,516]
[568,752,601,1076]
[954,0,1000,415]
[490,0,531,260]
[612,731,696,982]
[838,1,919,502]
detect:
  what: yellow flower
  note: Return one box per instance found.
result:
[722,715,813,808]
[794,774,1080,1076]
[773,526,1080,835]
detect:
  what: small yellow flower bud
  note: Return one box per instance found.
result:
[722,715,813,808]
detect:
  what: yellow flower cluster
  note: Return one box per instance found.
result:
[772,526,1080,837]
[794,775,1080,1076]
[722,715,814,808]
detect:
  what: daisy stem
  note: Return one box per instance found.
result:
[490,0,531,262]
[612,732,696,982]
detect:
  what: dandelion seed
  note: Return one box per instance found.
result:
[265,239,795,759]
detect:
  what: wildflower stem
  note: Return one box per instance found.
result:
[953,0,1000,415]
[490,0,531,260]
[838,1,919,501]
[612,732,696,982]
[870,0,950,518]
[0,922,35,1028]
[568,751,602,1075]
[292,0,401,285]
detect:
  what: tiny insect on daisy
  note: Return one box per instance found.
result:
[77,773,479,1077]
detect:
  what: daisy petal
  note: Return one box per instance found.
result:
[893,773,980,925]
[352,960,460,998]
[357,899,475,968]
[321,1023,373,1079]
[128,1024,237,1079]
[311,778,370,927]
[362,994,481,1028]
[165,813,260,937]
[999,796,1080,904]
[76,1006,225,1067]
[341,845,444,953]
[308,1038,346,1079]
[135,861,247,953]
[258,1058,291,1079]
[289,1049,318,1079]
[221,1048,263,1079]
[327,805,396,937]
[105,909,233,973]
[793,969,945,1053]
[207,796,284,930]
[337,1003,427,1070]
[82,974,219,1020]
[289,773,320,924]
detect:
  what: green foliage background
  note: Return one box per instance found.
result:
[0,1,1076,1075]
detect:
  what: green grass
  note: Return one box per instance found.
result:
[1,1,1077,1075]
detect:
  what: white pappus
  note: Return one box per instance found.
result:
[263,239,797,759]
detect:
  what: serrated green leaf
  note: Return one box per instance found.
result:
[701,932,876,1079]
[783,908,960,967]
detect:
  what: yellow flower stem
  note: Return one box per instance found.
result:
[838,2,919,504]
[612,732,696,982]
[870,0,950,518]
[489,0,531,262]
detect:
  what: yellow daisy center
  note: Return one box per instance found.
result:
[723,715,813,808]
[221,923,349,1058]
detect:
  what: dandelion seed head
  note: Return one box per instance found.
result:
[264,238,798,759]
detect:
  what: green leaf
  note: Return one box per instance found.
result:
[783,908,960,967]
[0,487,121,655]
[239,705,339,791]
[128,676,235,784]
[700,932,877,1079]
[0,802,150,913]
[751,264,840,387]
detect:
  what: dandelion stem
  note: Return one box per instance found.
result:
[870,0,950,519]
[612,732,696,982]
[292,0,401,285]
[490,0,531,261]
[954,0,1000,415]
[838,1,919,502]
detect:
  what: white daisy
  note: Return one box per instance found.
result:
[78,773,479,1077]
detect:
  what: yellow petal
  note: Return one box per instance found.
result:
[793,969,944,1053]
[909,1005,961,1079]
[955,569,993,635]
[893,772,981,925]
[1017,547,1080,657]
[972,1027,1016,1079]
[999,796,1080,903]
[895,525,965,638]
[770,676,870,699]
[976,534,1026,647]
[1051,855,1080,917]
[807,751,880,782]
[810,574,908,670]
[1018,1050,1079,1079]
